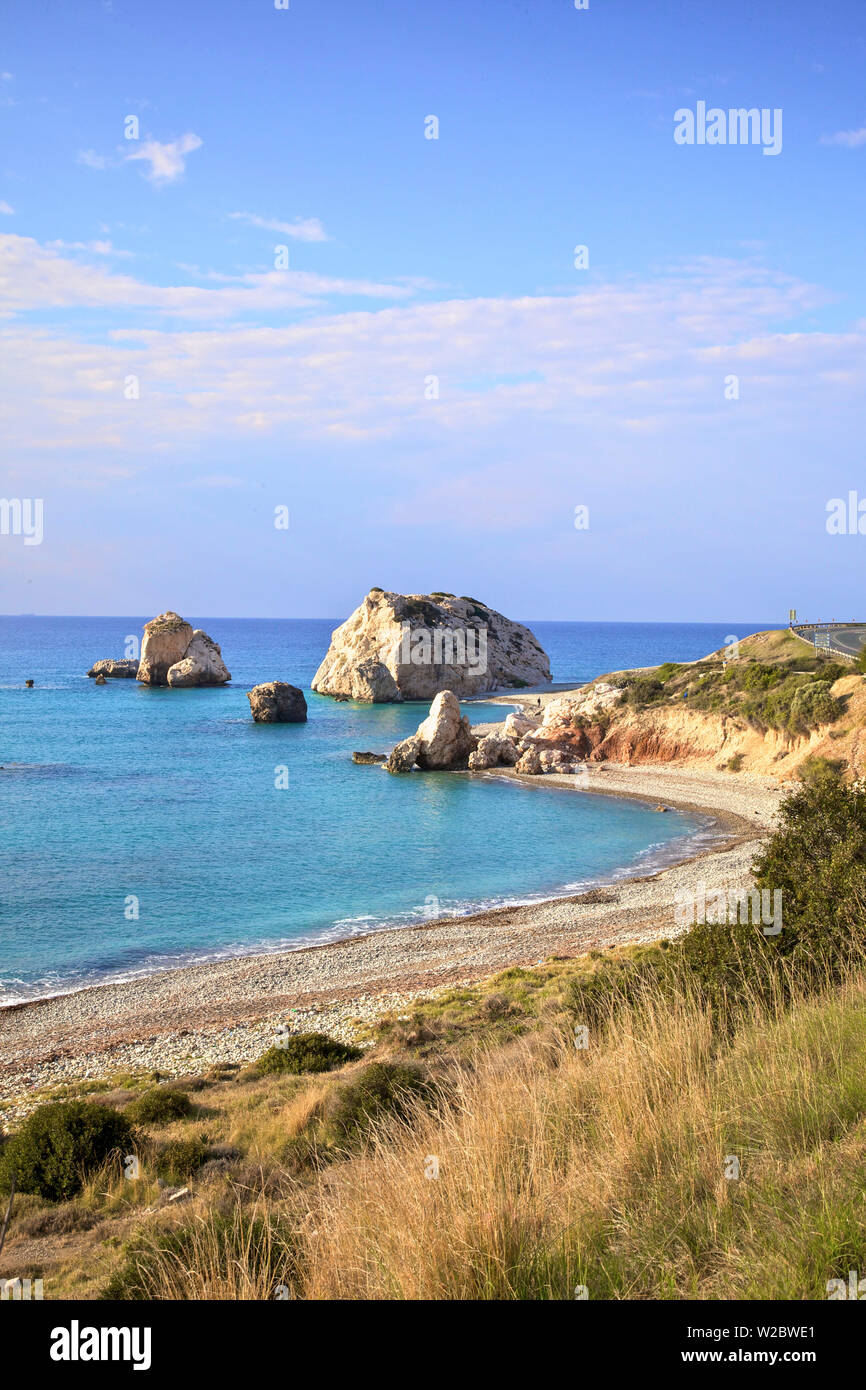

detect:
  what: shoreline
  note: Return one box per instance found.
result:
[0,759,783,1116]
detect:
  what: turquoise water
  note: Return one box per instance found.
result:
[0,617,771,1003]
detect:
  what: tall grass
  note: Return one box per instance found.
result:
[293,966,866,1300]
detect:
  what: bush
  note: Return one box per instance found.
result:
[0,1101,134,1201]
[798,755,846,790]
[751,775,866,980]
[787,681,840,734]
[125,1087,193,1126]
[252,1032,362,1077]
[156,1136,210,1183]
[326,1062,432,1145]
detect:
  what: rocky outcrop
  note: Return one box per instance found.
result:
[348,660,401,703]
[247,682,308,723]
[352,751,386,764]
[503,711,541,740]
[468,732,520,771]
[87,658,140,679]
[385,692,478,773]
[136,612,230,687]
[167,631,230,688]
[516,746,543,775]
[384,735,421,774]
[137,612,194,685]
[312,589,551,702]
[415,691,477,768]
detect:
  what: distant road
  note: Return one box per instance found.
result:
[792,623,866,661]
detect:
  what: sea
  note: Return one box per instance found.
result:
[0,617,773,1004]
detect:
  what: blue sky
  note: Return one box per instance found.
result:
[2,0,866,620]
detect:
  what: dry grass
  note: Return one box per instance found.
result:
[293,970,866,1300]
[5,954,866,1301]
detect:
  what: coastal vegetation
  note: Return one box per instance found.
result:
[614,648,848,736]
[2,766,865,1300]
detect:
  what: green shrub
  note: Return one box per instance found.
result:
[155,1136,210,1183]
[125,1087,193,1126]
[787,681,840,734]
[751,775,866,980]
[798,755,846,789]
[252,1032,362,1077]
[326,1062,432,1145]
[726,752,745,771]
[0,1101,134,1201]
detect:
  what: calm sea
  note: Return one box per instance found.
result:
[0,617,772,1003]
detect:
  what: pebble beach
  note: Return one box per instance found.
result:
[0,757,783,1122]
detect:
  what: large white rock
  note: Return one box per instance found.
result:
[415,691,477,768]
[312,589,550,702]
[384,691,478,773]
[167,630,231,687]
[137,612,194,686]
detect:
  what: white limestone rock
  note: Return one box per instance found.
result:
[312,589,550,702]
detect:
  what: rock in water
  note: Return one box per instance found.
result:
[352,751,387,764]
[247,682,308,723]
[385,691,477,773]
[415,691,477,768]
[136,613,231,687]
[384,734,421,774]
[94,673,107,685]
[87,659,140,679]
[312,588,551,702]
[137,612,194,686]
[167,631,231,687]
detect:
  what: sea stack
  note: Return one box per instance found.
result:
[312,589,551,702]
[136,612,230,688]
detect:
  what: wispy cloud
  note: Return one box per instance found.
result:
[77,149,109,171]
[821,125,866,148]
[228,211,330,242]
[0,201,14,215]
[125,133,202,185]
[47,238,133,259]
[0,233,414,320]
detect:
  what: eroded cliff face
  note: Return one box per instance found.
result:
[312,589,551,702]
[521,674,866,781]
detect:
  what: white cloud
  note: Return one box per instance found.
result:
[125,133,202,185]
[77,149,109,171]
[0,201,14,215]
[0,247,858,476]
[821,126,866,147]
[47,238,133,259]
[0,234,413,319]
[228,211,330,242]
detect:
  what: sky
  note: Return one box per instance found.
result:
[1,0,866,621]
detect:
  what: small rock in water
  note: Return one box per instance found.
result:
[247,681,308,723]
[352,751,386,764]
[25,679,34,688]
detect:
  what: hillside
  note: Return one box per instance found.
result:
[521,630,865,782]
